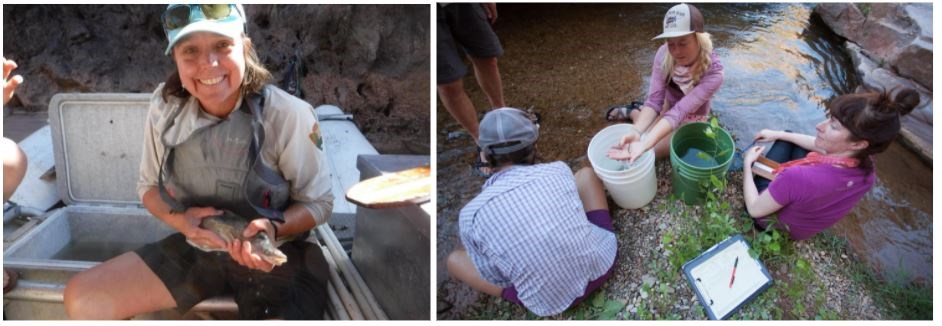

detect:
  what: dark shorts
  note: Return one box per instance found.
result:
[752,135,807,232]
[754,136,809,193]
[134,233,330,319]
[500,209,618,309]
[437,3,504,84]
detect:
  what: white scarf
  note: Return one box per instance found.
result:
[672,64,695,95]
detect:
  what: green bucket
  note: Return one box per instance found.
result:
[669,122,735,204]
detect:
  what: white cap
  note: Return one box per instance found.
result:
[164,4,247,55]
[652,3,705,40]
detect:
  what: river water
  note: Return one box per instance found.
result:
[437,3,931,286]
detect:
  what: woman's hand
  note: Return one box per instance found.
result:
[3,58,24,105]
[227,218,276,272]
[607,131,641,161]
[607,139,648,164]
[754,129,781,143]
[179,207,227,250]
[743,145,765,168]
[625,139,650,164]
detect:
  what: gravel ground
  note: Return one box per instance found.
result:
[437,160,884,320]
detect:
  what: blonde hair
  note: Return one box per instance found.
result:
[660,32,714,85]
[162,34,272,101]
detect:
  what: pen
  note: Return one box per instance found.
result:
[729,256,739,288]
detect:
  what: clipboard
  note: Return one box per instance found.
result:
[682,234,773,320]
[752,155,779,181]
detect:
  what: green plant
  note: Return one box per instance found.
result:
[564,289,626,320]
[851,264,933,319]
[855,3,871,17]
[666,175,739,272]
[698,116,732,161]
[636,298,652,320]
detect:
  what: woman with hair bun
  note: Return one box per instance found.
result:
[741,87,920,240]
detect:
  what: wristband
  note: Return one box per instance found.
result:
[269,219,279,240]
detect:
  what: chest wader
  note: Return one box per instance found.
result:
[157,85,290,224]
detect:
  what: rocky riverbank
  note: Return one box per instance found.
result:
[814,3,933,164]
[2,4,429,154]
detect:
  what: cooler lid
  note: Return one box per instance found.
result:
[48,93,151,206]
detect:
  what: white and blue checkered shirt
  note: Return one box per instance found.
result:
[459,162,618,316]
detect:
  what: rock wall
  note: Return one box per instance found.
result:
[815,3,932,164]
[2,4,430,154]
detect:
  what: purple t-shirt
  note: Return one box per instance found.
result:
[764,163,875,240]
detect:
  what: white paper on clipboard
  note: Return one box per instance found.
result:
[683,235,773,319]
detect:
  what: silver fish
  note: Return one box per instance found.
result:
[187,211,288,266]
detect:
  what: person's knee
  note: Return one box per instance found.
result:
[470,56,498,69]
[445,250,465,276]
[2,137,27,202]
[574,167,598,187]
[437,79,465,98]
[64,273,117,319]
[575,166,594,178]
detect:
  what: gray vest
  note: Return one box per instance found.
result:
[158,86,289,222]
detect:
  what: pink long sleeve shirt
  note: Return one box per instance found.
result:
[643,43,725,130]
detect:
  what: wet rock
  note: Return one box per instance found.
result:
[815,3,932,89]
[817,5,934,100]
[838,29,933,164]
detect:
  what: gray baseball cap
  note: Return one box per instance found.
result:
[478,107,539,155]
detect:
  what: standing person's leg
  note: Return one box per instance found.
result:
[468,56,505,108]
[64,252,177,319]
[438,6,480,141]
[437,80,480,140]
[452,4,505,109]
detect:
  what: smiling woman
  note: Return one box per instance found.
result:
[169,33,246,117]
[63,4,333,320]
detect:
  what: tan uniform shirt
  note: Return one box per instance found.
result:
[136,84,333,225]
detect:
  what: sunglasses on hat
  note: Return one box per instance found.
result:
[161,4,241,33]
